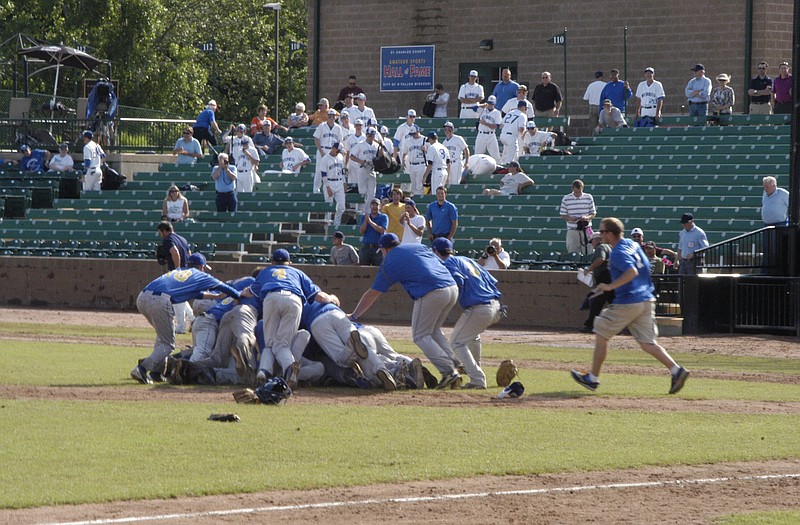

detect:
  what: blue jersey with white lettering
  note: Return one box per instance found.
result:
[251,264,320,303]
[300,300,341,329]
[441,255,501,309]
[371,244,456,300]
[143,268,241,304]
[608,238,653,304]
[207,277,258,320]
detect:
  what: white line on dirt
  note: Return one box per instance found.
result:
[38,472,800,525]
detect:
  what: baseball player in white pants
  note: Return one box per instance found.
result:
[402,126,427,196]
[254,323,325,385]
[313,110,345,193]
[499,101,528,164]
[319,143,347,227]
[234,136,259,193]
[349,128,380,212]
[81,130,105,191]
[474,96,502,162]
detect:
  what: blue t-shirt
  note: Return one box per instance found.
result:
[608,238,653,304]
[441,255,501,309]
[425,200,458,236]
[194,108,216,130]
[144,268,242,304]
[213,166,236,193]
[20,150,47,172]
[599,81,633,112]
[492,80,521,112]
[300,300,340,329]
[207,277,258,320]
[174,137,202,165]
[252,264,320,303]
[371,244,456,300]
[360,213,389,244]
[163,233,189,271]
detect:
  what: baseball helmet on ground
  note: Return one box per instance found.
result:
[255,377,292,405]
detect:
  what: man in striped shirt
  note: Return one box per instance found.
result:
[559,179,596,255]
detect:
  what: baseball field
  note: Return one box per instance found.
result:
[1,306,799,525]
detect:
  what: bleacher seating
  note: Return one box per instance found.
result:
[0,114,789,266]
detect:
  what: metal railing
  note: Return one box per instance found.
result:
[695,226,773,274]
[732,277,800,333]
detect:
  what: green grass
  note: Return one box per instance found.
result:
[1,400,799,508]
[715,511,800,524]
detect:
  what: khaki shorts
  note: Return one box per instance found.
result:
[594,300,658,344]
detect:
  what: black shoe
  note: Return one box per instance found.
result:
[421,365,439,389]
[570,369,598,391]
[669,367,690,394]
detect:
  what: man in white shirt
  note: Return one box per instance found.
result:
[427,84,450,117]
[559,179,597,255]
[636,67,666,120]
[522,121,556,157]
[319,142,347,227]
[399,199,426,244]
[582,71,606,132]
[48,143,75,172]
[349,93,376,124]
[345,119,367,186]
[234,134,259,193]
[474,95,501,162]
[81,130,105,191]
[401,125,427,196]
[458,70,485,119]
[280,137,310,173]
[501,85,534,117]
[422,131,450,195]
[499,100,528,164]
[477,238,511,270]
[393,109,418,162]
[349,128,380,211]
[482,161,533,196]
[313,109,345,193]
[442,122,469,186]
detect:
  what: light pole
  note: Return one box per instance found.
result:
[264,3,281,118]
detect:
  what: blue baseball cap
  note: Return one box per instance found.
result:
[82,130,93,139]
[187,253,212,270]
[272,249,291,262]
[432,237,453,254]
[378,233,400,248]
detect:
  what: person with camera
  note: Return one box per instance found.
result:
[559,179,596,255]
[211,152,237,212]
[477,238,510,270]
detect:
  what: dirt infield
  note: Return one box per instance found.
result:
[1,307,799,524]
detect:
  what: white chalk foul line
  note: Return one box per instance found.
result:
[38,472,800,525]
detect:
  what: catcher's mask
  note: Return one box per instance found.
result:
[498,381,525,399]
[255,377,292,405]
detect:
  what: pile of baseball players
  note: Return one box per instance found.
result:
[130,233,506,392]
[133,217,691,397]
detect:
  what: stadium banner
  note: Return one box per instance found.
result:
[380,45,435,92]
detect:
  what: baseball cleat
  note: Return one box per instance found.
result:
[376,369,397,391]
[410,358,425,389]
[395,361,409,390]
[130,364,153,385]
[436,371,460,390]
[285,361,301,390]
[461,382,487,390]
[421,365,439,389]
[570,369,599,391]
[348,330,369,359]
[669,366,690,394]
[450,375,464,389]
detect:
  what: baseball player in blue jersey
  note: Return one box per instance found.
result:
[432,238,503,389]
[571,217,690,394]
[132,253,241,384]
[244,249,340,388]
[350,233,461,389]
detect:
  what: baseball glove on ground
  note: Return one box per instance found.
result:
[496,359,519,387]
[208,413,240,422]
[233,388,260,404]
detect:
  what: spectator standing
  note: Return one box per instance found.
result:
[710,74,735,119]
[458,70,485,119]
[559,179,596,255]
[599,69,633,113]
[582,71,606,131]
[234,134,259,194]
[426,185,458,241]
[400,199,425,244]
[329,231,359,265]
[426,83,450,118]
[280,137,310,173]
[596,99,628,133]
[491,68,520,113]
[761,176,789,226]
[287,102,309,128]
[685,63,711,116]
[442,121,469,186]
[772,62,792,114]
[172,127,203,166]
[349,234,461,389]
[635,67,665,121]
[570,217,690,395]
[580,232,613,333]
[337,75,365,107]
[81,130,105,191]
[382,188,407,238]
[162,185,189,222]
[477,237,510,270]
[359,198,389,266]
[482,161,533,196]
[748,61,774,115]
[531,71,563,118]
[192,100,221,148]
[474,95,502,162]
[211,152,237,212]
[48,143,73,172]
[676,213,709,275]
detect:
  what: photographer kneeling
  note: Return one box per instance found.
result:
[477,237,510,270]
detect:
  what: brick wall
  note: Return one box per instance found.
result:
[0,257,586,330]
[307,0,791,130]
